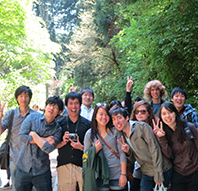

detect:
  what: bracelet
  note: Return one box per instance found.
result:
[121,174,127,176]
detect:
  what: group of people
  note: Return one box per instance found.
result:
[0,77,197,191]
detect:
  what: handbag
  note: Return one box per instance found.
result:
[0,110,14,169]
[98,133,133,181]
[153,184,167,191]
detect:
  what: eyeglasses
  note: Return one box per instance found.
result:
[48,104,59,110]
[135,110,147,115]
[96,103,107,107]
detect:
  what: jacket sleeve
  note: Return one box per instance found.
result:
[142,123,164,183]
[41,125,62,154]
[19,115,33,144]
[157,136,173,159]
[189,123,198,151]
[191,111,198,130]
[124,92,132,116]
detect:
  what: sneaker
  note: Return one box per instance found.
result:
[3,182,10,187]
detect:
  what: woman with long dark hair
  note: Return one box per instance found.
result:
[154,101,198,191]
[83,103,127,191]
[130,100,172,190]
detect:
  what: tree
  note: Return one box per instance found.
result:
[111,0,198,107]
[0,0,60,108]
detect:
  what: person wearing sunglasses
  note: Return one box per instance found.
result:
[83,103,128,191]
[130,100,158,128]
[130,100,172,190]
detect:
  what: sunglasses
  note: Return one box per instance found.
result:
[96,102,107,107]
[135,109,147,115]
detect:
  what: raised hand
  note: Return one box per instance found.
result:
[126,76,133,92]
[69,84,78,92]
[152,119,165,137]
[0,100,6,119]
[117,136,130,155]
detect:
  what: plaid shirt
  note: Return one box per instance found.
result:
[180,104,198,130]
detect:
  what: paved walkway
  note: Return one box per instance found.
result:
[0,150,58,191]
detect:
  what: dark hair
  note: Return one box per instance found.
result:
[90,103,113,142]
[65,92,82,106]
[109,106,129,119]
[134,97,142,102]
[171,87,187,99]
[46,96,64,111]
[130,100,155,128]
[159,101,187,146]
[109,100,122,110]
[79,87,95,98]
[15,85,33,105]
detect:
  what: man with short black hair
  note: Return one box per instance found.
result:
[171,87,198,129]
[109,106,172,191]
[0,85,36,191]
[56,92,90,191]
[15,96,64,191]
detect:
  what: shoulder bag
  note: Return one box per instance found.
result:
[0,110,14,169]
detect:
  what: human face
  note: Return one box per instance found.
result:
[112,113,129,132]
[161,107,176,129]
[150,86,160,100]
[67,98,80,119]
[16,91,30,108]
[171,92,186,111]
[134,105,149,122]
[82,92,94,109]
[33,105,39,111]
[95,108,110,127]
[44,103,60,123]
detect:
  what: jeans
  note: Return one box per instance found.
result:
[140,174,154,191]
[97,178,128,191]
[140,169,173,191]
[10,159,17,191]
[163,168,173,187]
[15,168,52,191]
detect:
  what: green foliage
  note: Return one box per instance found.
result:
[33,0,198,110]
[0,0,60,109]
[110,0,198,108]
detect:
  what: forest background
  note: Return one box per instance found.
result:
[0,0,197,110]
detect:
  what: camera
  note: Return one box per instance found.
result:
[68,133,78,142]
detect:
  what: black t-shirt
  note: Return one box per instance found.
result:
[56,115,90,167]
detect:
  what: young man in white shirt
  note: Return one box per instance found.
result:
[79,87,95,121]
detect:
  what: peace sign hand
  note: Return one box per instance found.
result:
[117,136,131,155]
[152,119,165,137]
[69,84,78,92]
[0,100,6,119]
[126,76,133,92]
